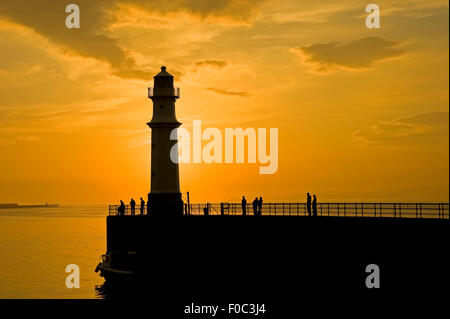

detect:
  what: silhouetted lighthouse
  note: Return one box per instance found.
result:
[147,66,183,216]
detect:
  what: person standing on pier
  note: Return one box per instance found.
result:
[258,197,263,215]
[140,197,145,215]
[252,198,258,215]
[241,196,247,215]
[312,195,317,217]
[119,200,125,216]
[307,193,312,216]
[130,198,136,215]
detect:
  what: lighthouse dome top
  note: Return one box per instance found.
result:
[154,66,173,78]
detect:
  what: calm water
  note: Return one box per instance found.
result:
[0,205,107,298]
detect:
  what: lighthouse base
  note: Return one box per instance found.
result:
[148,192,184,216]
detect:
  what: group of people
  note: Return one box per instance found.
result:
[241,196,263,215]
[117,197,146,216]
[116,193,318,216]
[240,193,318,216]
[306,193,318,217]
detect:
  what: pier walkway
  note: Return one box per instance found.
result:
[109,202,449,219]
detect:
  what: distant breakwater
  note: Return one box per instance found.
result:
[0,203,59,209]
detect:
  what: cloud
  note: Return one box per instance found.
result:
[127,0,266,25]
[352,112,449,146]
[191,60,229,74]
[15,135,39,142]
[292,37,405,72]
[207,87,250,97]
[0,134,39,146]
[194,60,228,69]
[0,1,151,80]
[0,0,265,81]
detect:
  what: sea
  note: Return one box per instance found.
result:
[0,205,107,298]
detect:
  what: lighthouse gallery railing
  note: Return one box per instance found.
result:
[109,202,449,219]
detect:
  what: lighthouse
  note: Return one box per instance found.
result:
[147,66,184,216]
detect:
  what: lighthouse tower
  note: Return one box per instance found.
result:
[147,66,183,216]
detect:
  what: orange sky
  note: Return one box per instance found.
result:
[0,0,448,204]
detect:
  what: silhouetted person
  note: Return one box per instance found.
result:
[241,196,247,215]
[312,195,317,217]
[118,200,125,216]
[252,198,258,215]
[307,193,312,216]
[130,198,136,215]
[140,197,145,215]
[203,203,210,216]
[258,197,263,215]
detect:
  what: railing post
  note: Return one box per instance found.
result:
[187,192,190,216]
[355,203,357,217]
[361,203,364,217]
[394,203,396,218]
[327,203,330,216]
[337,203,339,217]
[274,203,277,216]
[374,203,376,217]
[399,203,401,218]
[344,203,346,217]
[296,203,299,215]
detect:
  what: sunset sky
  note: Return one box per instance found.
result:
[0,0,448,204]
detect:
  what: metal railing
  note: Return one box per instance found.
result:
[109,202,449,219]
[109,205,146,216]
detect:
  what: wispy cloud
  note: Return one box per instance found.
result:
[292,37,405,73]
[126,0,266,25]
[194,60,228,69]
[352,112,449,146]
[0,134,39,146]
[207,87,251,97]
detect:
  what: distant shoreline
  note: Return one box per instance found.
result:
[0,203,59,209]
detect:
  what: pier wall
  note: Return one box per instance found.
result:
[105,215,448,301]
